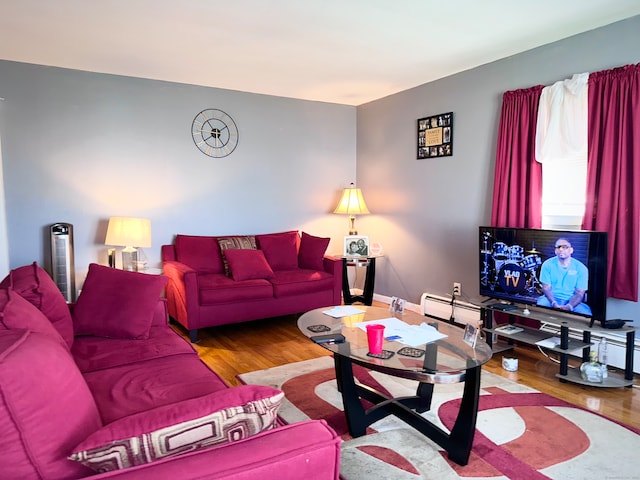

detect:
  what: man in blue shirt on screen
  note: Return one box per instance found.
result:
[537,238,592,315]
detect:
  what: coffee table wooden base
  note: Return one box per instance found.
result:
[334,354,480,466]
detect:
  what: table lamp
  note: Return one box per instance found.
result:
[105,217,152,271]
[333,182,370,235]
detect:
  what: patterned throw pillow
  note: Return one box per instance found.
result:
[217,236,257,275]
[69,385,284,473]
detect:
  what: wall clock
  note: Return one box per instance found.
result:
[191,109,239,158]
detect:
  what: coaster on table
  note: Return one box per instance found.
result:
[307,324,331,333]
[397,347,425,358]
[367,350,395,360]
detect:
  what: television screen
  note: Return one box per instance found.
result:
[479,227,608,324]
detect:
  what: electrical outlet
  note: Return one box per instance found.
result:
[453,282,461,296]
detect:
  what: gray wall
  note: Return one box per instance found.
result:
[356,15,640,321]
[1,16,639,322]
[0,62,356,283]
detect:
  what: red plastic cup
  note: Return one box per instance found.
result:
[366,324,385,354]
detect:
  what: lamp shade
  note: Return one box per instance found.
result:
[105,217,152,248]
[333,183,370,215]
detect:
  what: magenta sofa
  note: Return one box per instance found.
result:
[0,262,341,480]
[161,231,342,342]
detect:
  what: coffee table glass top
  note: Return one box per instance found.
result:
[298,306,492,382]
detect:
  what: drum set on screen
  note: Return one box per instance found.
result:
[481,234,544,299]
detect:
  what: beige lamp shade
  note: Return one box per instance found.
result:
[334,183,370,235]
[105,217,152,248]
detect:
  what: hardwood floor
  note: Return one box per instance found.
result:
[170,306,640,430]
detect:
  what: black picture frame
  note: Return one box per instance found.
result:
[417,112,453,159]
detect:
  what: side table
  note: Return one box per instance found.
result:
[339,255,382,306]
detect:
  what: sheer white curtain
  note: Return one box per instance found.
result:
[535,73,589,229]
[0,98,9,277]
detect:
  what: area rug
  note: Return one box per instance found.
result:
[239,357,640,480]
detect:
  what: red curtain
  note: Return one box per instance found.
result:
[491,86,544,228]
[583,64,640,301]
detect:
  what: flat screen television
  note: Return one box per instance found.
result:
[479,226,608,326]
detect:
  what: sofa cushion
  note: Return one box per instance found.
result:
[269,270,336,297]
[72,324,197,373]
[225,249,275,281]
[217,235,257,275]
[198,273,274,305]
[298,232,330,271]
[73,264,168,340]
[83,352,229,423]
[0,330,102,480]
[0,262,74,348]
[0,288,68,348]
[175,235,224,273]
[256,231,300,271]
[70,386,283,472]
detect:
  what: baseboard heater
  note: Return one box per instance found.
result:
[420,293,481,328]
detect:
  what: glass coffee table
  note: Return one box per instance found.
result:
[297,306,493,466]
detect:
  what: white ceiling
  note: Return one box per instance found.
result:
[1,1,640,106]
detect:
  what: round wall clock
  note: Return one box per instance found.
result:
[191,109,239,158]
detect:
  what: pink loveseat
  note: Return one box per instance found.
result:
[0,262,341,479]
[162,231,342,342]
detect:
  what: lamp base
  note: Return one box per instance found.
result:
[121,249,138,272]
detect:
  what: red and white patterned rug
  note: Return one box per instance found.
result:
[239,356,639,480]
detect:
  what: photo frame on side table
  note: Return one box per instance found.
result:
[344,235,369,257]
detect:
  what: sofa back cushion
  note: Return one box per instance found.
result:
[0,329,101,480]
[0,288,68,349]
[256,231,300,271]
[298,232,331,271]
[73,264,167,340]
[0,262,74,349]
[174,235,225,273]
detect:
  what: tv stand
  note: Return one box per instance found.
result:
[482,305,636,388]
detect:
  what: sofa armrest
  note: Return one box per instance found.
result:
[161,260,200,328]
[322,255,341,276]
[87,420,341,480]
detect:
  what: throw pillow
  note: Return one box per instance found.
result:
[0,288,68,349]
[298,232,330,271]
[73,264,167,340]
[256,231,299,271]
[217,236,257,275]
[69,385,284,473]
[0,262,75,349]
[0,330,102,480]
[224,249,275,281]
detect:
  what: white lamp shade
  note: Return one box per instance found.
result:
[105,217,152,248]
[333,183,370,215]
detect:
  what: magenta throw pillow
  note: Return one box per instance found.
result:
[0,329,102,480]
[70,385,283,472]
[0,288,68,349]
[0,262,74,348]
[73,264,167,340]
[224,249,275,281]
[256,231,300,271]
[298,232,330,271]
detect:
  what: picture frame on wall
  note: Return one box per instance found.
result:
[344,235,369,257]
[417,112,453,159]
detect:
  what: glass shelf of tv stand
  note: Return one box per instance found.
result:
[482,304,636,388]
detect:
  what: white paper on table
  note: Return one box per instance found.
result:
[322,306,366,318]
[356,318,447,347]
